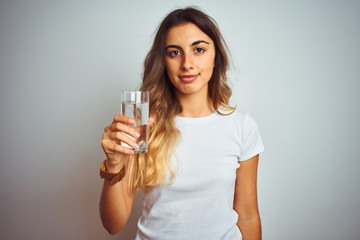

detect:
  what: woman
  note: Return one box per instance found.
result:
[100,7,264,240]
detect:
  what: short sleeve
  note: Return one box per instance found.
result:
[239,113,265,161]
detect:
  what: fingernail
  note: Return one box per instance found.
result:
[128,149,134,154]
[133,132,140,138]
[132,143,139,149]
[129,119,135,124]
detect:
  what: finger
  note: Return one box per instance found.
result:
[109,122,140,138]
[104,115,135,133]
[148,117,155,127]
[104,125,111,132]
[103,127,139,150]
[102,131,119,145]
[112,142,135,155]
[111,131,139,149]
[102,138,135,155]
[113,114,135,125]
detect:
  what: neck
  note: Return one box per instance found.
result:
[176,91,215,118]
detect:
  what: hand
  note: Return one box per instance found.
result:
[101,115,154,172]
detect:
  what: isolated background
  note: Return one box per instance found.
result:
[1,0,359,239]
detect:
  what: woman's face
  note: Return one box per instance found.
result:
[164,22,216,98]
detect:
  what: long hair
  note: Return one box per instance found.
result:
[127,7,235,192]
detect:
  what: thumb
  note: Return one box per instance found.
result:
[148,117,155,127]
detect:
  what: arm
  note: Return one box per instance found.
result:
[99,115,153,234]
[100,162,135,235]
[233,154,261,240]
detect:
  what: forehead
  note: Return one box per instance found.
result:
[165,22,213,45]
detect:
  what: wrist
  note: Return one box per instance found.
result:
[100,160,126,185]
[105,159,125,173]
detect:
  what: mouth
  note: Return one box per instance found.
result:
[179,74,199,83]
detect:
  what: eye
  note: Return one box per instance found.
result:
[168,50,180,57]
[195,47,205,53]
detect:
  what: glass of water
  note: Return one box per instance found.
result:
[121,90,149,154]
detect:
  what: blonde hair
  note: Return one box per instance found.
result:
[127,7,235,192]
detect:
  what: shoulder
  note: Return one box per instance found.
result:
[218,107,254,126]
[216,108,261,138]
[219,109,262,142]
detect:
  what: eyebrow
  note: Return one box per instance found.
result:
[165,40,210,49]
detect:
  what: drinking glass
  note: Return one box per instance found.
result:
[120,90,149,153]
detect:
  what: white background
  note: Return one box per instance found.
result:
[0,0,359,239]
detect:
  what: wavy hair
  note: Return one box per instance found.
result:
[127,7,235,192]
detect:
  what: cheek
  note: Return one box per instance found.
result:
[202,52,216,70]
[165,62,172,78]
[202,58,215,76]
[165,60,175,76]
[165,63,177,86]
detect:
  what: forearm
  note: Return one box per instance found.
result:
[100,179,132,235]
[237,214,261,240]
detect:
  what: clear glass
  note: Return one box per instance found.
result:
[120,90,149,153]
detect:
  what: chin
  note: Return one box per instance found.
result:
[179,88,204,96]
[173,82,208,96]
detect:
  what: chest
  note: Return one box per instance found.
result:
[169,122,241,193]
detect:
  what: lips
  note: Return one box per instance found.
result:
[179,74,198,83]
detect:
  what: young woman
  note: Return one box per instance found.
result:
[100,7,264,240]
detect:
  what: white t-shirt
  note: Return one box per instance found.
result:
[135,110,264,240]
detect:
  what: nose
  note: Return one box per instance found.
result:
[181,53,194,71]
